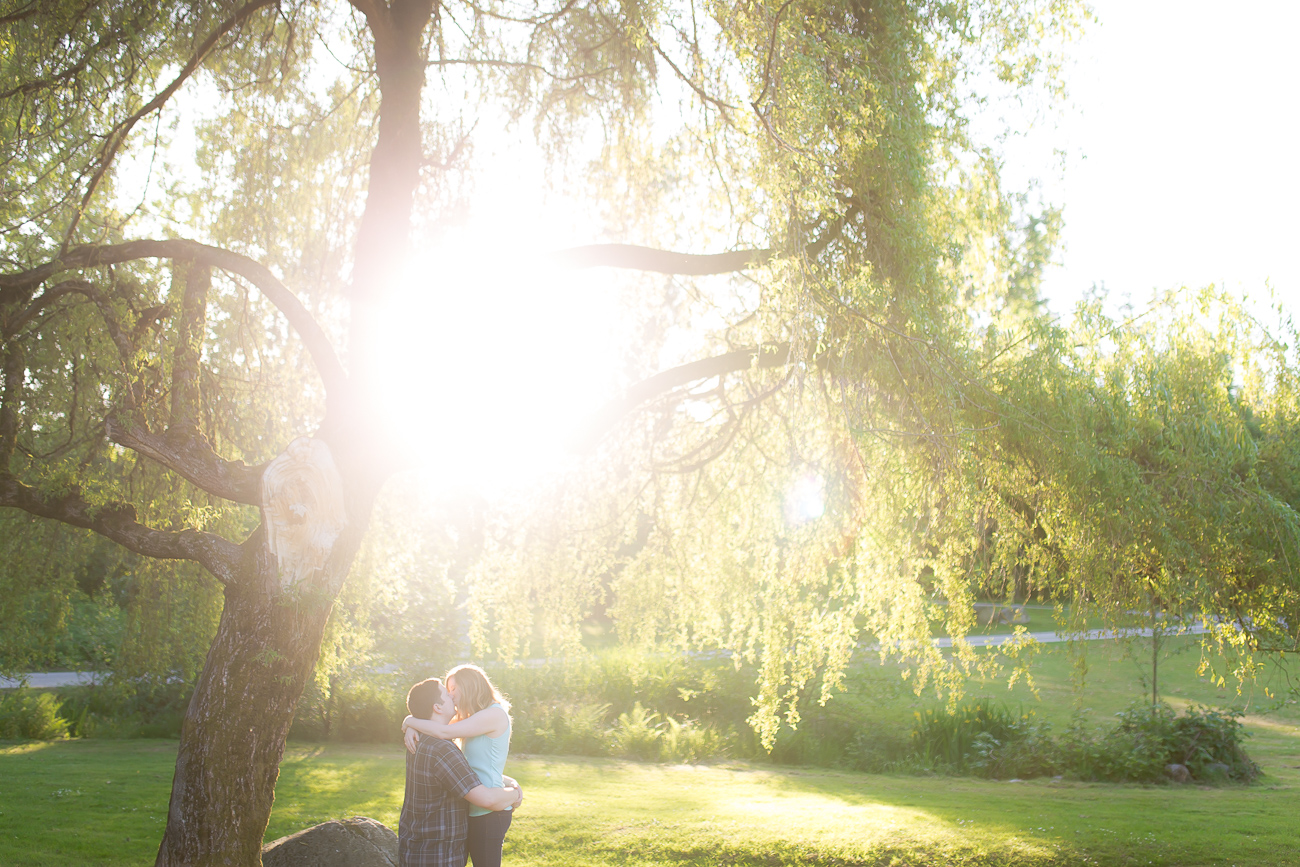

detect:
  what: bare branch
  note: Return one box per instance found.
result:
[0,239,347,398]
[574,343,791,451]
[0,475,241,584]
[105,415,265,506]
[551,244,772,275]
[646,34,736,116]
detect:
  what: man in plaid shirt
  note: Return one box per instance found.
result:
[399,678,523,867]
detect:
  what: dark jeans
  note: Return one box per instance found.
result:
[466,809,512,867]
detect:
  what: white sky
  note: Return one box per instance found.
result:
[1027,0,1300,319]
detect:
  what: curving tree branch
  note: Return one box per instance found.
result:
[0,475,242,584]
[573,342,792,451]
[0,238,347,398]
[105,415,265,506]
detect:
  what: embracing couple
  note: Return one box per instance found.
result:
[398,664,520,867]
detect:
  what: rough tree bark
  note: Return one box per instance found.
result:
[154,437,366,866]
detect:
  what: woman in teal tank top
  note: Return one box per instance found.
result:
[403,664,513,867]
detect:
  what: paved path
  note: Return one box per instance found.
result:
[0,671,102,689]
[3,625,1212,688]
[928,623,1210,649]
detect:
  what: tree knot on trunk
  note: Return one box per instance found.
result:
[260,437,348,591]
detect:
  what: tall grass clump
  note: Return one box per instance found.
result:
[514,702,612,756]
[909,699,1026,773]
[609,703,664,760]
[0,687,69,739]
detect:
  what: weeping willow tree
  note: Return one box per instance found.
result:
[460,0,1300,742]
[9,0,1296,863]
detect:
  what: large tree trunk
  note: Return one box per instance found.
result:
[152,3,435,862]
[155,571,341,866]
[155,437,373,866]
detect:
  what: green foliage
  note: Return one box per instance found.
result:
[495,652,751,760]
[913,700,1261,784]
[608,702,664,760]
[969,717,1061,780]
[290,677,403,744]
[658,716,734,763]
[4,0,1292,775]
[513,701,613,757]
[52,680,192,739]
[1059,702,1259,784]
[490,650,757,733]
[909,699,1028,772]
[0,689,69,740]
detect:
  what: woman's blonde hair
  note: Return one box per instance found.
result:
[446,663,510,721]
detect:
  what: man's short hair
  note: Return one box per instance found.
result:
[406,677,443,720]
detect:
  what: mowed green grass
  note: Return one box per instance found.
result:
[2,639,1299,867]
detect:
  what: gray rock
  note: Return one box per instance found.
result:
[262,816,397,867]
[1164,763,1190,783]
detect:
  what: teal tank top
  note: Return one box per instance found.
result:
[462,703,511,817]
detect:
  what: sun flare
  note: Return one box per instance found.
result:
[373,226,621,496]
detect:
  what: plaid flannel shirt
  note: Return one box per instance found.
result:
[398,736,483,867]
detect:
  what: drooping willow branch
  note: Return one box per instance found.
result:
[62,0,279,247]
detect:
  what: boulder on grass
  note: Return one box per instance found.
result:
[262,816,397,867]
[1164,763,1190,783]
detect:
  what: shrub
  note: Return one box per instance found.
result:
[1170,705,1258,782]
[1090,703,1182,782]
[910,700,1025,772]
[1078,702,1259,783]
[609,702,663,760]
[766,714,860,767]
[1052,702,1258,784]
[844,729,910,773]
[0,689,70,740]
[512,701,611,756]
[290,673,406,743]
[969,717,1061,779]
[659,718,733,763]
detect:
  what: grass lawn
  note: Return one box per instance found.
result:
[2,639,1299,866]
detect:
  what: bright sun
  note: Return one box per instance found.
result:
[373,222,621,497]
